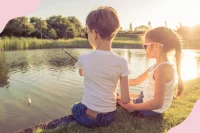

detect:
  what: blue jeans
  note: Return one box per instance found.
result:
[72,102,115,127]
[133,91,161,117]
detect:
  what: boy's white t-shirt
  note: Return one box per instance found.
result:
[75,50,131,113]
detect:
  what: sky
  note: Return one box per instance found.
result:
[28,0,200,30]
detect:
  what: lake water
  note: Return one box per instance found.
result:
[0,48,200,132]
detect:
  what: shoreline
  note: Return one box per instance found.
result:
[1,37,200,51]
[13,115,74,133]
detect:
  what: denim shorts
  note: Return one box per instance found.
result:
[72,102,115,127]
[133,91,161,117]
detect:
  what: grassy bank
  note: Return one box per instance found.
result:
[0,37,142,51]
[0,36,200,51]
[0,37,89,50]
[34,78,200,133]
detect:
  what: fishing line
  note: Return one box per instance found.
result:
[24,23,78,62]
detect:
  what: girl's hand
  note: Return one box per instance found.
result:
[117,81,120,86]
[117,99,135,112]
[124,101,135,112]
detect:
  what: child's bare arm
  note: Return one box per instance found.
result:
[79,69,84,76]
[120,76,130,104]
[128,67,150,86]
[153,65,166,108]
[126,66,166,111]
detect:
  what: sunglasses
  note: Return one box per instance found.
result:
[85,33,88,39]
[85,30,98,39]
[143,42,163,50]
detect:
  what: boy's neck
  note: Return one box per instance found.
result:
[95,39,112,51]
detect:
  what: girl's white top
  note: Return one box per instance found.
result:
[143,62,176,113]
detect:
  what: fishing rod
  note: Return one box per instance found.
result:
[24,23,78,62]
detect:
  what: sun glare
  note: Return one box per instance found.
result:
[160,0,200,28]
[181,51,198,80]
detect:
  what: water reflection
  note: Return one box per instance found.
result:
[8,61,29,70]
[47,54,77,68]
[0,52,9,87]
[1,49,200,86]
[181,50,200,80]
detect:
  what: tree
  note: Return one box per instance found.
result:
[1,15,83,39]
[46,15,83,39]
[148,21,151,30]
[66,27,75,38]
[30,17,47,38]
[47,15,71,38]
[193,24,200,36]
[46,28,58,39]
[164,21,168,28]
[1,17,33,37]
[129,23,133,31]
[68,16,82,37]
[119,26,124,33]
[176,23,192,40]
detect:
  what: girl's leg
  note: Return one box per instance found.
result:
[130,93,139,98]
[139,110,162,117]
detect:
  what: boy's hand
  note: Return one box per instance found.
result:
[116,94,121,100]
[117,99,124,107]
[79,69,84,76]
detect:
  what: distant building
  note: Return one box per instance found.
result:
[134,25,149,34]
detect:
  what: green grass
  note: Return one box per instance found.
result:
[34,78,200,133]
[0,37,89,50]
[0,36,142,51]
[0,35,200,50]
[113,37,143,49]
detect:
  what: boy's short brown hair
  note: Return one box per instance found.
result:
[86,6,120,40]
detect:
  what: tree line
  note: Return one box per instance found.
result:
[176,23,200,40]
[3,16,199,41]
[0,16,85,39]
[1,16,154,39]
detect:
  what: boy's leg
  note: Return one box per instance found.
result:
[71,102,84,124]
[72,102,96,127]
[98,111,115,126]
[72,102,114,127]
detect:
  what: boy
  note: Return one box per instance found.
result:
[72,6,131,127]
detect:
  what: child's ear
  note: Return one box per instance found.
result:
[94,31,98,39]
[92,30,97,40]
[153,44,158,49]
[155,44,160,49]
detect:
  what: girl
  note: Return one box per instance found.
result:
[117,27,184,117]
